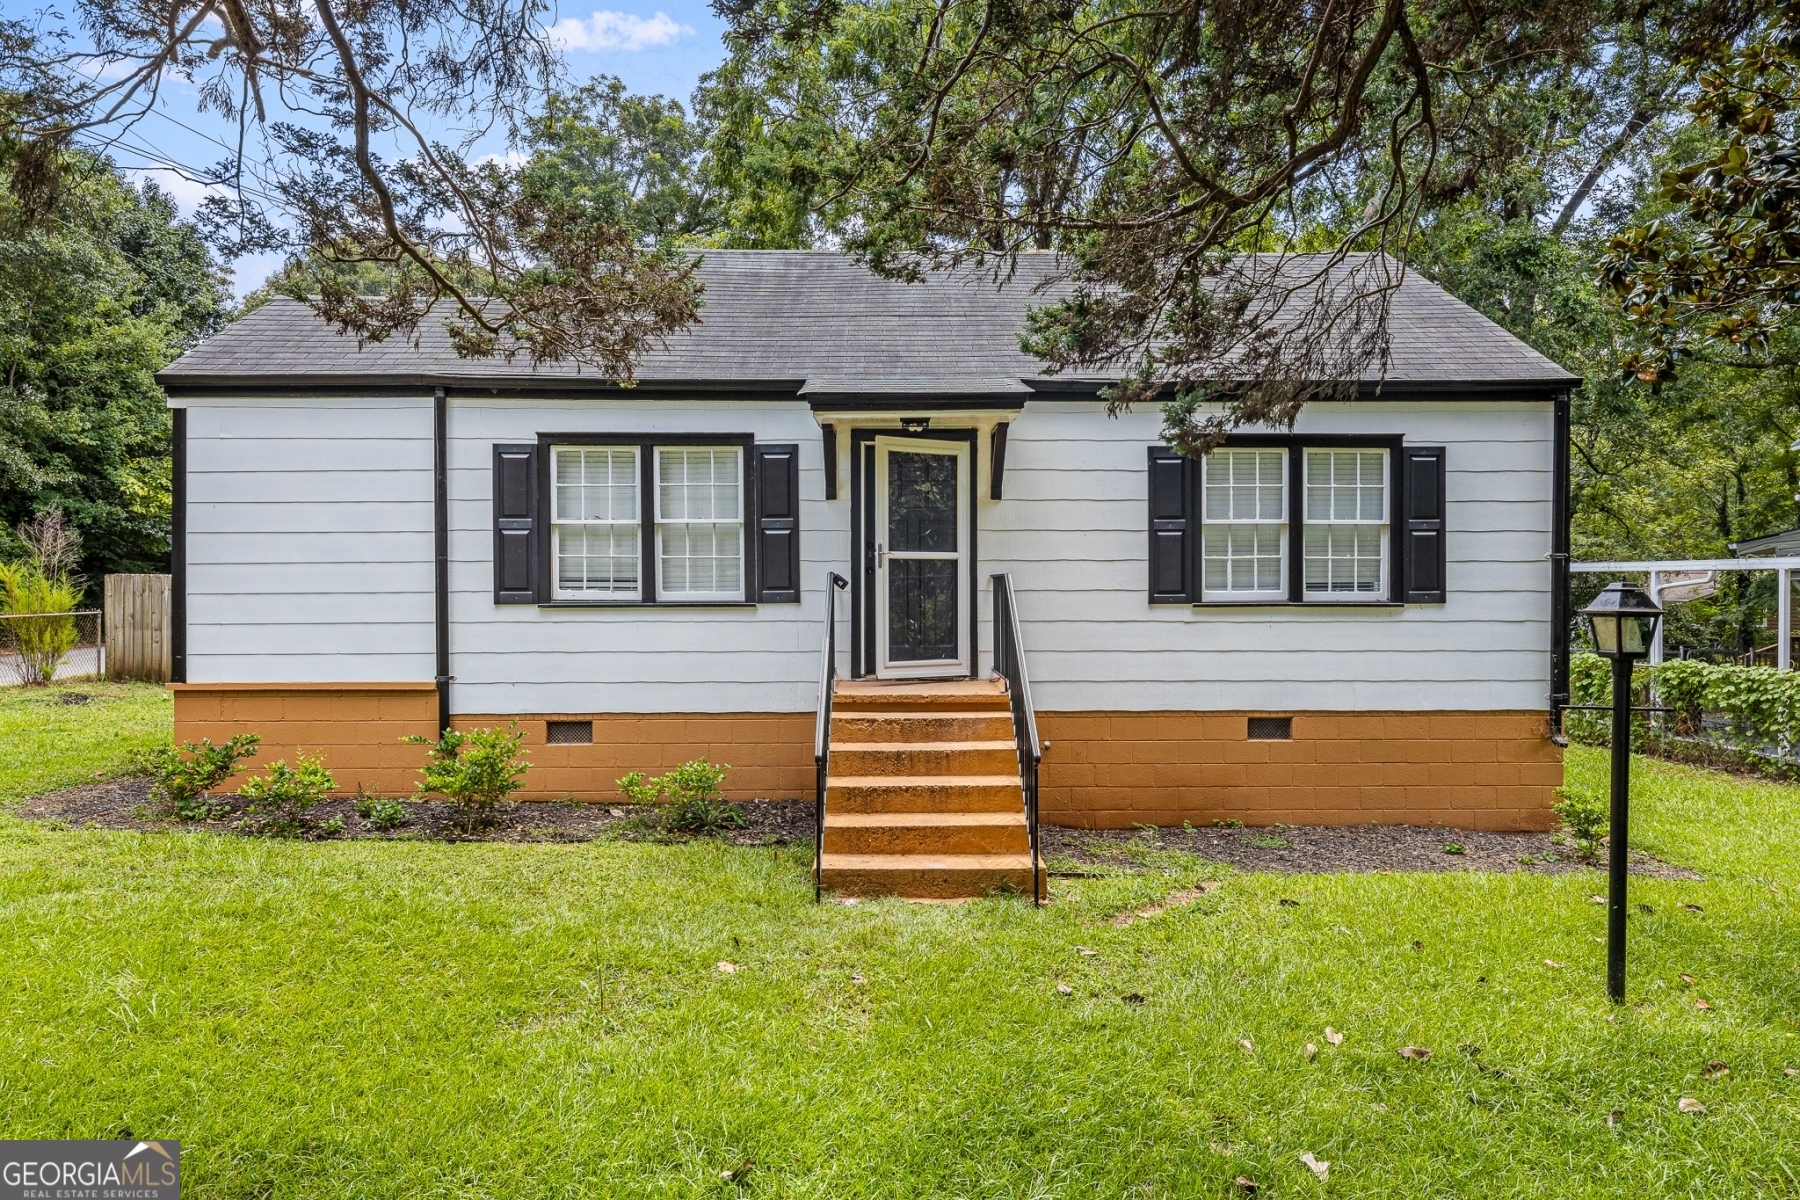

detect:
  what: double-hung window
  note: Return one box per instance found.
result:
[656,446,744,601]
[1201,448,1287,599]
[1303,448,1388,598]
[1154,437,1441,606]
[546,442,747,603]
[552,446,643,600]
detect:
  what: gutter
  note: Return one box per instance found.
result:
[1549,388,1572,738]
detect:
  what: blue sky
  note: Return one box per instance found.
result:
[2,0,731,294]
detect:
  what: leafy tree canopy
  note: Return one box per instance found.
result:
[0,148,227,582]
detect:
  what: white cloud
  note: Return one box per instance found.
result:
[126,166,228,215]
[548,10,692,51]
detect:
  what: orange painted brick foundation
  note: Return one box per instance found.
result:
[451,712,814,801]
[1037,710,1562,831]
[171,686,1559,827]
[170,682,439,797]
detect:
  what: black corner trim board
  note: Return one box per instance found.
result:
[170,407,187,683]
[493,435,800,605]
[1147,435,1447,606]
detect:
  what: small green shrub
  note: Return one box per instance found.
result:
[237,755,336,837]
[147,734,261,821]
[355,789,409,831]
[1553,785,1608,863]
[405,724,529,832]
[1443,841,1467,855]
[618,759,744,835]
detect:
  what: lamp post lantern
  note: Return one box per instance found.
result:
[1581,580,1663,1003]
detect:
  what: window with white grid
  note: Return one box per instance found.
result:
[1304,448,1388,597]
[656,446,744,600]
[552,446,641,600]
[1201,448,1287,597]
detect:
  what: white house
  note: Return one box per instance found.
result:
[157,252,1575,893]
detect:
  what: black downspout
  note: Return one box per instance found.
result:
[1550,388,1573,737]
[434,386,451,737]
[171,407,187,684]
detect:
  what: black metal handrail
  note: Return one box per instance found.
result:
[814,571,850,902]
[990,573,1043,906]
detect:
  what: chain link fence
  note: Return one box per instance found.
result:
[0,610,104,686]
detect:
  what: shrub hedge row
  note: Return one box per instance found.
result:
[1567,651,1800,767]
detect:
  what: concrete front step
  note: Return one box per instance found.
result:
[823,810,1030,855]
[819,852,1045,899]
[832,710,1015,743]
[830,740,1018,777]
[833,679,1011,712]
[828,774,1025,813]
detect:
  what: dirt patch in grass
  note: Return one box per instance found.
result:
[1043,823,1703,880]
[18,776,816,845]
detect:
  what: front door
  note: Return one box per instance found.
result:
[873,436,971,678]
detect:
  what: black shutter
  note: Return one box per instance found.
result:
[1401,445,1447,603]
[754,443,801,602]
[1147,446,1193,603]
[493,443,540,604]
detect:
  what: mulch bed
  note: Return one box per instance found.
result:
[16,778,1700,879]
[17,776,814,846]
[1042,823,1701,879]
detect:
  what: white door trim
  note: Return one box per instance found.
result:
[874,435,971,679]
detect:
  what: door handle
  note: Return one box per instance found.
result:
[876,542,888,568]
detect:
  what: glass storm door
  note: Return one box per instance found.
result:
[874,437,970,678]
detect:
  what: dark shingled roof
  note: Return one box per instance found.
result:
[158,250,1578,395]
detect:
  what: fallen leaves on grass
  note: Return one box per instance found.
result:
[1278,898,1300,907]
[850,973,865,985]
[1703,1061,1730,1079]
[1684,903,1704,913]
[1397,1046,1433,1062]
[1299,1152,1329,1181]
[721,1158,754,1182]
[1607,1109,1623,1128]
[1076,946,1098,957]
[1234,1177,1259,1194]
[1589,894,1606,905]
[1304,1043,1318,1061]
[1325,1027,1344,1046]
[1111,881,1221,926]
[1678,1097,1706,1114]
[1056,983,1073,996]
[1121,992,1146,1005]
[1784,1067,1798,1077]
[716,961,738,974]
[1544,959,1563,969]
[1239,1038,1256,1055]
[1680,973,1696,984]
[1694,999,1713,1011]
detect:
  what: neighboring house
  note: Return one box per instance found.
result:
[158,251,1576,845]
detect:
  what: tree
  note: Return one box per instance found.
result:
[0,0,701,377]
[0,154,228,580]
[522,76,718,245]
[1603,1,1800,385]
[706,0,1756,451]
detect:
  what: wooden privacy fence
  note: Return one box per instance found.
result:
[105,573,171,683]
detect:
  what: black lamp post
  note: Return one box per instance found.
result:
[1581,580,1663,1003]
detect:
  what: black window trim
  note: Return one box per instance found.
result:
[535,431,759,609]
[1180,432,1408,609]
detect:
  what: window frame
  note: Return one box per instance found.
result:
[1188,433,1406,608]
[1300,445,1391,603]
[549,444,645,602]
[1199,446,1290,601]
[536,432,758,608]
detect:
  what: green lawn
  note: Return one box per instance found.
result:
[0,681,171,804]
[0,699,1796,1198]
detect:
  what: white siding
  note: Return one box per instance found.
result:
[181,394,1551,714]
[183,399,435,682]
[984,400,1552,711]
[446,399,841,714]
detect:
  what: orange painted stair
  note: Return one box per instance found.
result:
[819,678,1042,899]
